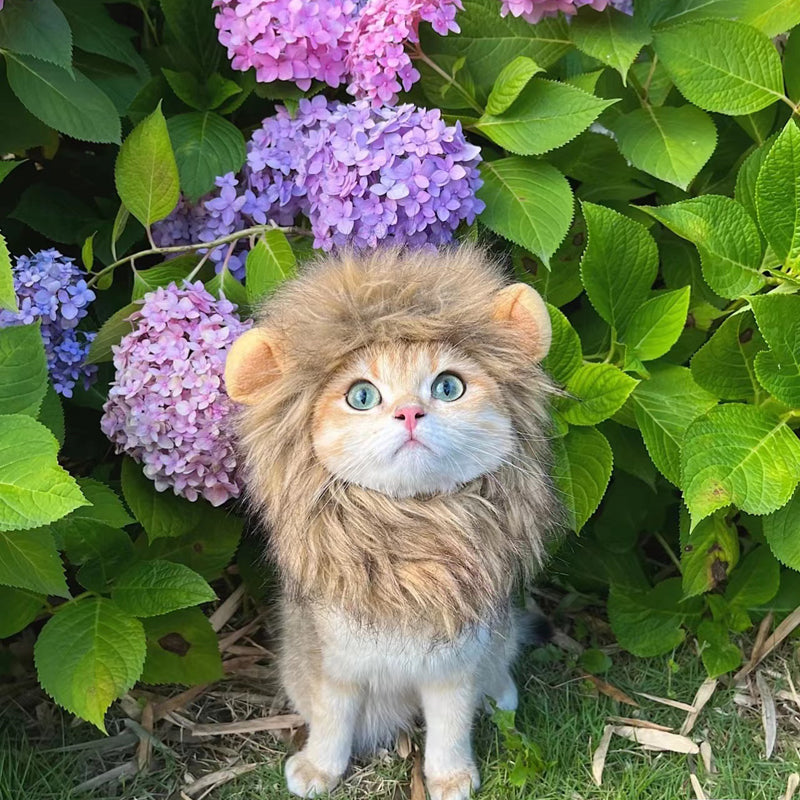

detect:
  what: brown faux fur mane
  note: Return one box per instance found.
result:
[233,245,558,636]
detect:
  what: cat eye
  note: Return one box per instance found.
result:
[431,372,465,402]
[346,381,382,410]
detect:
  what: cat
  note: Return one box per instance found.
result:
[225,245,557,800]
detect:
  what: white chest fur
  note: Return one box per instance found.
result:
[317,610,496,688]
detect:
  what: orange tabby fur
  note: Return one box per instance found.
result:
[230,245,557,637]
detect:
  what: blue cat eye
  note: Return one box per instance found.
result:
[346,381,382,410]
[431,372,465,402]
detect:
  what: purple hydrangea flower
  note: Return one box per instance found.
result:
[100,282,252,506]
[500,0,632,23]
[154,98,484,257]
[213,0,464,101]
[345,0,462,105]
[213,0,360,90]
[0,249,97,398]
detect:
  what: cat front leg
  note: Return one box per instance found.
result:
[285,676,360,798]
[420,677,480,800]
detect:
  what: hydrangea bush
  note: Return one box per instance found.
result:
[101,283,250,507]
[154,97,484,268]
[1,0,800,743]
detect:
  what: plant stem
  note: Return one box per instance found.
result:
[46,591,93,614]
[409,46,484,115]
[86,224,294,289]
[641,54,659,99]
[653,530,682,573]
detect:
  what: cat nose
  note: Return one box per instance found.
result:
[394,404,425,434]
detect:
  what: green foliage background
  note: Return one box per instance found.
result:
[1,0,800,729]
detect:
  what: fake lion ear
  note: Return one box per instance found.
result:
[224,328,283,405]
[491,283,552,362]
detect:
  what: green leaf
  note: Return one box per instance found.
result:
[56,478,133,531]
[85,302,139,365]
[551,426,613,532]
[725,545,781,607]
[162,70,206,110]
[735,136,775,221]
[570,7,651,79]
[750,294,800,406]
[0,67,57,154]
[741,0,800,36]
[37,385,64,447]
[631,364,718,485]
[4,53,120,144]
[205,264,249,310]
[580,202,658,331]
[141,607,222,686]
[763,487,800,570]
[81,233,94,273]
[475,79,615,156]
[245,230,297,305]
[57,522,134,587]
[0,528,68,597]
[0,0,72,69]
[167,112,246,202]
[755,120,800,270]
[542,304,582,385]
[11,184,101,246]
[622,288,690,362]
[786,28,800,105]
[599,421,657,490]
[141,505,242,580]
[0,586,44,638]
[115,104,179,227]
[612,106,716,190]
[638,196,764,299]
[485,56,542,116]
[419,0,570,99]
[111,203,129,260]
[0,231,15,313]
[560,363,638,426]
[697,619,741,678]
[121,457,202,542]
[640,0,761,26]
[131,255,202,301]
[159,0,220,77]
[0,324,48,416]
[682,405,800,527]
[56,0,146,74]
[652,19,783,116]
[0,415,86,532]
[478,158,573,267]
[512,217,584,307]
[690,311,765,400]
[578,648,612,675]
[735,105,777,146]
[35,597,145,731]
[563,70,603,95]
[682,513,739,598]
[163,71,242,112]
[608,578,699,657]
[112,560,216,618]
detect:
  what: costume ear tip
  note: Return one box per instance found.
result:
[223,327,281,404]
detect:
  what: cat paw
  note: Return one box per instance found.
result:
[426,765,481,800]
[285,753,341,798]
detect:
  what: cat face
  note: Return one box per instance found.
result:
[312,342,514,497]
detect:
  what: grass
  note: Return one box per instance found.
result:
[2,641,798,800]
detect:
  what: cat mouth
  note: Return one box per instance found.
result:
[394,438,431,455]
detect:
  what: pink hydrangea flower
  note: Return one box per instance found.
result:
[499,0,630,24]
[345,0,462,105]
[212,0,359,89]
[100,282,252,507]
